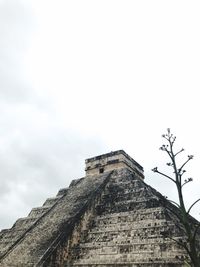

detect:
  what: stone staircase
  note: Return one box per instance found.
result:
[0,187,68,259]
[71,169,185,266]
[0,172,112,266]
[0,150,196,266]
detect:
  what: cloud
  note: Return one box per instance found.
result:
[1,0,200,230]
[0,105,105,229]
[0,0,35,102]
[0,91,106,229]
[0,0,106,230]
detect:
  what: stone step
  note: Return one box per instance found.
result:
[0,187,67,260]
[42,196,62,207]
[28,206,50,218]
[56,188,69,196]
[73,253,183,265]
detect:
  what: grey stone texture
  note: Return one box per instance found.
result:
[0,150,199,266]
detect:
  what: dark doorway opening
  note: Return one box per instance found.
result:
[99,168,104,174]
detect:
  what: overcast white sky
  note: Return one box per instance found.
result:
[0,0,200,230]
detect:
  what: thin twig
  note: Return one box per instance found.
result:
[187,199,200,214]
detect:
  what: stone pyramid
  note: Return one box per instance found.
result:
[0,150,198,266]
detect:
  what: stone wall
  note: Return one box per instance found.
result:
[85,150,144,179]
[70,169,187,266]
[0,172,113,266]
[0,163,199,266]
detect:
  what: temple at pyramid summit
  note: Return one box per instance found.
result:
[0,150,199,266]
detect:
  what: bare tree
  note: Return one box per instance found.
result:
[152,128,200,267]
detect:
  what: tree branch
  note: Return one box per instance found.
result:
[179,156,193,174]
[164,204,185,225]
[167,235,189,254]
[181,178,193,188]
[154,129,200,266]
[187,198,200,214]
[168,199,181,208]
[175,148,184,157]
[152,168,176,184]
[192,222,200,242]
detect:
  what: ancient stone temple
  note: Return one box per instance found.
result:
[0,150,199,266]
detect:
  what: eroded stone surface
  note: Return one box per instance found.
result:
[0,171,111,266]
[0,151,199,267]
